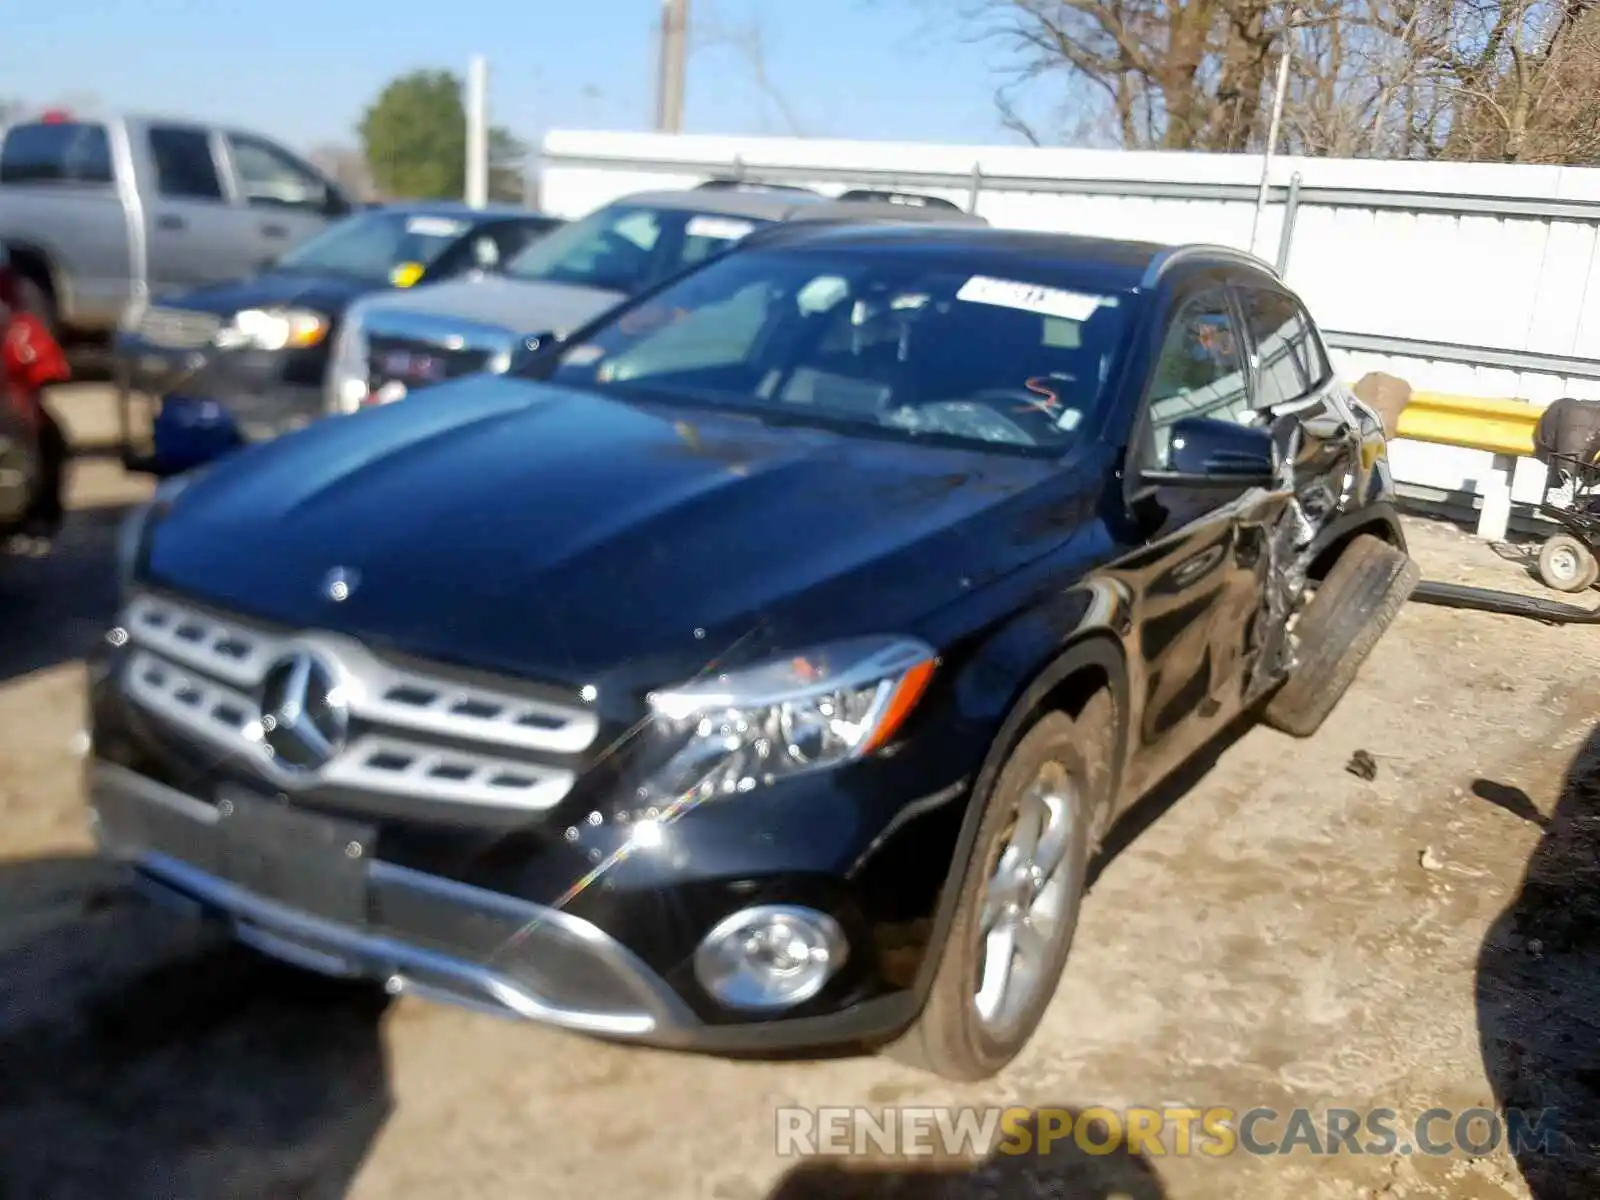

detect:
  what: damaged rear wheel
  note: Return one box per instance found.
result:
[1261,533,1421,739]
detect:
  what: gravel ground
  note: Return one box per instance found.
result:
[1,405,1597,1200]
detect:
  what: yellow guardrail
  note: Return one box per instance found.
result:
[1392,391,1538,458]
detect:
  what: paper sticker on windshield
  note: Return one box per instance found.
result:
[956,276,1108,322]
[405,216,469,238]
[686,215,756,242]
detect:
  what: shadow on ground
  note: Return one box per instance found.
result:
[0,502,134,684]
[1477,725,1600,1199]
[0,856,392,1200]
[765,1108,1167,1199]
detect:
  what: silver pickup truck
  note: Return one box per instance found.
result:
[0,111,353,339]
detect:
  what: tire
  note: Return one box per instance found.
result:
[0,408,38,526]
[1536,533,1597,593]
[1261,532,1421,739]
[13,271,59,342]
[890,692,1116,1081]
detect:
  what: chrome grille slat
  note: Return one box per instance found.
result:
[122,594,599,755]
[137,306,223,349]
[118,595,594,811]
[124,595,272,689]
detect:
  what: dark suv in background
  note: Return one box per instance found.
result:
[325,182,987,412]
[90,223,1416,1081]
[114,202,565,475]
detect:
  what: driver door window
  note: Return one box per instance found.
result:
[1144,289,1251,466]
[227,133,327,211]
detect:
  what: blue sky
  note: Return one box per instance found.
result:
[3,0,1052,153]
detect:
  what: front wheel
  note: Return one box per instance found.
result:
[891,694,1115,1081]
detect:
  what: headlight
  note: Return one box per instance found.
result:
[642,635,937,802]
[325,314,370,414]
[214,307,329,352]
[116,472,200,593]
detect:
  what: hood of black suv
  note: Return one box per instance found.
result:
[151,270,377,319]
[143,378,1082,691]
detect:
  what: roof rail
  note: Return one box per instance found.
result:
[836,188,962,211]
[695,177,820,196]
[1140,242,1279,287]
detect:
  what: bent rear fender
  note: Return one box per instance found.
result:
[1306,500,1407,571]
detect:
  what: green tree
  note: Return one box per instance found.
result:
[359,69,467,199]
[358,69,532,202]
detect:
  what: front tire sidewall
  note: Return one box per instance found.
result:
[908,704,1111,1081]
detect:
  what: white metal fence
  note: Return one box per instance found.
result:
[538,130,1600,526]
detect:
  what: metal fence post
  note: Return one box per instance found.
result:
[1275,171,1303,276]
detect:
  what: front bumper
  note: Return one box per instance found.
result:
[87,758,937,1052]
[114,338,328,473]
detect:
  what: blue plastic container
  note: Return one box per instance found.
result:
[150,396,243,475]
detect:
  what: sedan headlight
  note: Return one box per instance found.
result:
[642,636,937,803]
[214,307,329,352]
[116,471,201,594]
[326,313,370,414]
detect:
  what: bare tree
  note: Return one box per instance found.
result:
[692,2,814,135]
[905,0,1600,162]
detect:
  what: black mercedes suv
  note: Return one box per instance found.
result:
[89,224,1418,1081]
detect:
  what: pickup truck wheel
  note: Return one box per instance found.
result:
[1261,533,1421,739]
[14,273,58,340]
[0,416,37,525]
[890,695,1114,1081]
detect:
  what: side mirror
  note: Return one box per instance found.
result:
[1141,415,1278,490]
[322,185,353,218]
[505,330,562,375]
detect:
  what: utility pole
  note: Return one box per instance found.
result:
[466,55,489,207]
[655,0,690,133]
[1249,8,1296,258]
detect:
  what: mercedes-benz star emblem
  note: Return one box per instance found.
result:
[258,651,349,773]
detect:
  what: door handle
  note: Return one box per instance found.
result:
[156,214,186,231]
[261,223,289,239]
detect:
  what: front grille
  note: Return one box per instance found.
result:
[137,306,223,349]
[117,593,600,811]
[366,335,494,394]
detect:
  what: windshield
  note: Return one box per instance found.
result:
[275,211,471,283]
[503,203,768,294]
[544,247,1134,454]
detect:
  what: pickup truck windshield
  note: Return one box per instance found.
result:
[503,204,769,294]
[546,246,1133,454]
[275,211,470,282]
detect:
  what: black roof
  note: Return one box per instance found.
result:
[618,187,985,226]
[738,223,1276,292]
[363,199,561,223]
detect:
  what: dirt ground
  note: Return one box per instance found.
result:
[2,396,1598,1200]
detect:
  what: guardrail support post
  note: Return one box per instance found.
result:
[967,162,983,214]
[1477,454,1515,542]
[1275,171,1302,275]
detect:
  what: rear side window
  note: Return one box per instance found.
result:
[0,122,113,185]
[1239,285,1331,409]
[147,126,224,201]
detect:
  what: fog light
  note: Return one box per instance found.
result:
[693,904,847,1011]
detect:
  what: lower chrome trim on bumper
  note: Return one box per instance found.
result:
[90,761,698,1040]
